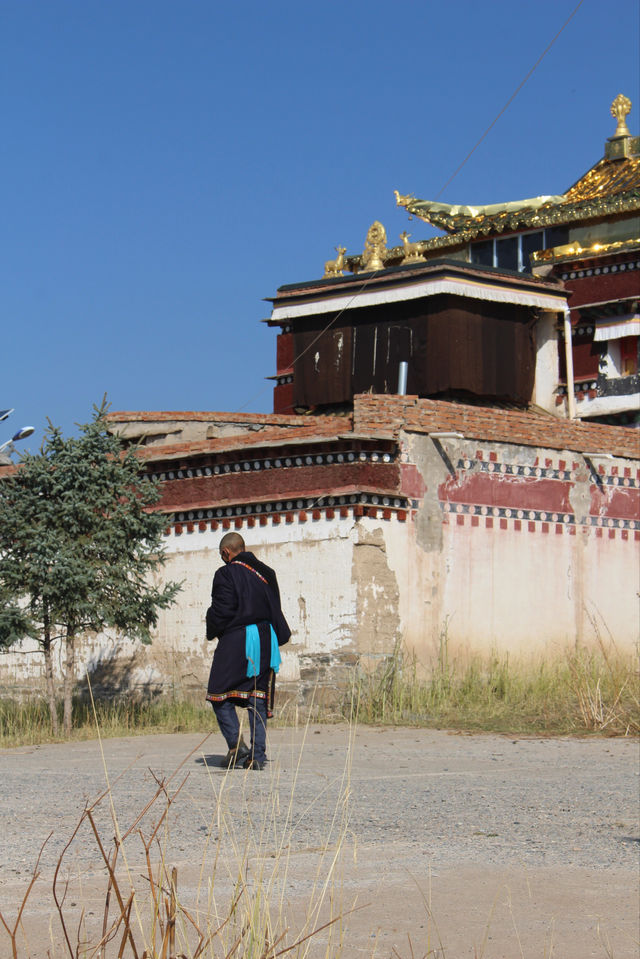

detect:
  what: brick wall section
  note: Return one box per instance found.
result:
[157,462,400,512]
[107,409,316,426]
[136,417,353,464]
[353,394,640,459]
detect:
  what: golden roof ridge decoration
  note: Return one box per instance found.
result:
[606,94,639,160]
[531,235,640,267]
[393,96,638,245]
[342,188,640,270]
[611,94,632,138]
[394,189,564,234]
[323,246,347,279]
[362,221,387,272]
[399,231,425,264]
[335,98,639,276]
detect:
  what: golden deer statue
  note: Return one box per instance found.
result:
[323,246,347,278]
[399,231,424,263]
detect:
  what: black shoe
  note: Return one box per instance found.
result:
[243,757,264,770]
[221,737,251,768]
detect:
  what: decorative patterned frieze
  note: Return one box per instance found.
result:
[164,492,410,536]
[149,446,395,482]
[458,455,639,486]
[441,500,637,531]
[560,258,639,281]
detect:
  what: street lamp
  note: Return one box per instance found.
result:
[0,425,35,465]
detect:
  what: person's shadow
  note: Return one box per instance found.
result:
[195,754,226,769]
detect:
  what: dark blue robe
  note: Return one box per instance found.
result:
[205,551,290,704]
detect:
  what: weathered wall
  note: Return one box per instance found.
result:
[1,427,638,704]
[397,432,639,659]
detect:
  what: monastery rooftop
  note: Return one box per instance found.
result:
[105,395,640,465]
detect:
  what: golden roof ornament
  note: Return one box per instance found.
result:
[605,94,638,159]
[611,94,632,137]
[399,231,425,263]
[362,221,387,272]
[394,190,417,208]
[323,246,346,278]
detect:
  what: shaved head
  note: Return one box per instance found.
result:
[219,532,245,560]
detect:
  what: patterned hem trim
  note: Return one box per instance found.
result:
[206,689,267,703]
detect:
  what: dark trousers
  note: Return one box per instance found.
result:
[212,697,268,763]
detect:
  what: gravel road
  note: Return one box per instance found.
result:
[1,724,638,958]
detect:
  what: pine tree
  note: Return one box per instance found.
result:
[0,400,181,735]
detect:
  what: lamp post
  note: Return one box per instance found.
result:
[0,424,35,465]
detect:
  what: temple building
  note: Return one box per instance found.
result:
[271,94,639,425]
[1,97,638,706]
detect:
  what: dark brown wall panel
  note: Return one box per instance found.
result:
[294,324,353,406]
[293,295,537,407]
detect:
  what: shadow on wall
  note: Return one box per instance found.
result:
[77,642,204,703]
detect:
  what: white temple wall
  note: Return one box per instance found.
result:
[1,437,637,703]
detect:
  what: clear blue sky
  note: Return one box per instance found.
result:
[2,0,638,448]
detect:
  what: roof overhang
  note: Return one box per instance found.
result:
[270,267,567,322]
[593,314,640,341]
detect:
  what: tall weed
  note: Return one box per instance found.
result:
[346,639,639,736]
[0,722,358,958]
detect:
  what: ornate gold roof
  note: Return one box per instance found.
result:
[394,95,639,244]
[328,97,640,276]
[563,156,640,203]
[530,236,640,267]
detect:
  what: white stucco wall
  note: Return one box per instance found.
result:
[533,310,562,415]
[1,440,637,701]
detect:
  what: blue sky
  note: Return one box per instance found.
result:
[2,0,639,448]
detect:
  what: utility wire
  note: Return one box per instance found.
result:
[237,268,381,412]
[239,0,586,414]
[435,0,586,199]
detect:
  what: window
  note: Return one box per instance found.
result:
[620,337,639,376]
[469,227,568,273]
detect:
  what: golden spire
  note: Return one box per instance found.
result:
[611,94,632,137]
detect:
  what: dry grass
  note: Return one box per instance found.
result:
[2,620,639,749]
[0,715,359,959]
[346,635,640,737]
[0,698,214,749]
[0,708,636,957]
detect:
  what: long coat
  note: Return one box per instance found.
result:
[205,551,291,703]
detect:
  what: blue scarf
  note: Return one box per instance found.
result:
[245,624,281,678]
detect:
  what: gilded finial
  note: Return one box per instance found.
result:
[611,94,631,137]
[323,246,347,278]
[362,221,387,272]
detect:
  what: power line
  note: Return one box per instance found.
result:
[240,0,586,413]
[435,0,586,199]
[237,267,382,412]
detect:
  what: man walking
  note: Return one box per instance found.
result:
[206,532,291,769]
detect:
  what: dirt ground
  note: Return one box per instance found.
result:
[1,724,638,958]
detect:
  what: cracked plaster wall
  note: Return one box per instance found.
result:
[2,442,637,702]
[352,525,401,670]
[401,432,639,659]
[0,516,364,704]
